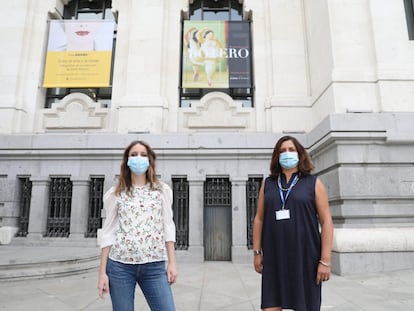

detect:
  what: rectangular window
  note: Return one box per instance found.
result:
[204,177,231,207]
[64,0,112,20]
[189,0,243,21]
[86,177,104,238]
[16,177,32,237]
[405,0,414,40]
[182,21,252,88]
[172,177,189,250]
[44,0,116,107]
[180,0,254,107]
[45,177,72,237]
[246,176,263,249]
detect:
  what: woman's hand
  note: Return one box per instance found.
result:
[167,262,178,284]
[254,254,263,274]
[98,272,110,299]
[316,262,331,285]
[253,182,265,274]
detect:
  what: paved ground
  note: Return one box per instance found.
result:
[0,247,414,310]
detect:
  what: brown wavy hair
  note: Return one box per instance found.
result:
[269,135,314,177]
[115,140,160,196]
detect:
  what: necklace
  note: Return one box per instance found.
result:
[277,174,299,210]
[277,174,299,191]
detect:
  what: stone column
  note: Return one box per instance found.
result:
[69,178,90,240]
[27,177,49,239]
[181,176,205,262]
[112,1,169,133]
[230,176,249,263]
[0,175,19,244]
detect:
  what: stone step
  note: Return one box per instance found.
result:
[11,236,98,248]
[0,246,100,281]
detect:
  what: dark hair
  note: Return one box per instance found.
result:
[115,140,160,195]
[203,30,213,38]
[269,135,314,177]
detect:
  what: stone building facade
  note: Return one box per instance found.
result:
[1,0,414,275]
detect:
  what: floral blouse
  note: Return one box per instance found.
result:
[100,182,176,264]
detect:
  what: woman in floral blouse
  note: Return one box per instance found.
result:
[98,140,177,311]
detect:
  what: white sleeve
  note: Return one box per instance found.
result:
[99,186,119,248]
[161,182,176,242]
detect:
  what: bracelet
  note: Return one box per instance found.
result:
[253,249,262,256]
[319,260,330,267]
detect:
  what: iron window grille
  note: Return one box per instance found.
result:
[45,177,73,237]
[204,177,231,207]
[16,177,32,237]
[86,177,104,238]
[246,176,263,249]
[172,177,189,250]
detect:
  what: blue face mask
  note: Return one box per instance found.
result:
[279,152,299,169]
[127,156,149,175]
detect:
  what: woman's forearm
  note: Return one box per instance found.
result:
[165,241,176,264]
[99,246,111,275]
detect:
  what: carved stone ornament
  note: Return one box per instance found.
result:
[43,93,108,130]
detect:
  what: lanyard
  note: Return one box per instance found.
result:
[277,174,299,210]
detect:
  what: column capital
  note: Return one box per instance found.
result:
[230,176,249,183]
[187,176,205,183]
[29,176,50,183]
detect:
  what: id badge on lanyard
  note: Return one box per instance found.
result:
[275,175,298,221]
[276,209,290,220]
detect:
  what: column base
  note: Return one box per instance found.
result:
[176,246,204,263]
[0,226,19,244]
[332,227,414,275]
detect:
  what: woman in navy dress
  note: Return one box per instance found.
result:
[253,135,333,311]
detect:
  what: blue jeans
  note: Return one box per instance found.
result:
[107,259,176,311]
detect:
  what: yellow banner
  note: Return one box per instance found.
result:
[43,51,112,88]
[43,20,114,88]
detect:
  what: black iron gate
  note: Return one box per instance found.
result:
[16,177,32,237]
[172,177,189,250]
[204,177,232,261]
[45,177,72,237]
[86,177,104,238]
[246,176,263,249]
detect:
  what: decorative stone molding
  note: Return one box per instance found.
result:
[42,93,109,130]
[184,92,251,129]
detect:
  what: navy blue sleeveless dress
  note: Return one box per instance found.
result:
[261,173,321,311]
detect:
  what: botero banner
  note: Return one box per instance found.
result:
[182,20,251,89]
[43,20,115,88]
